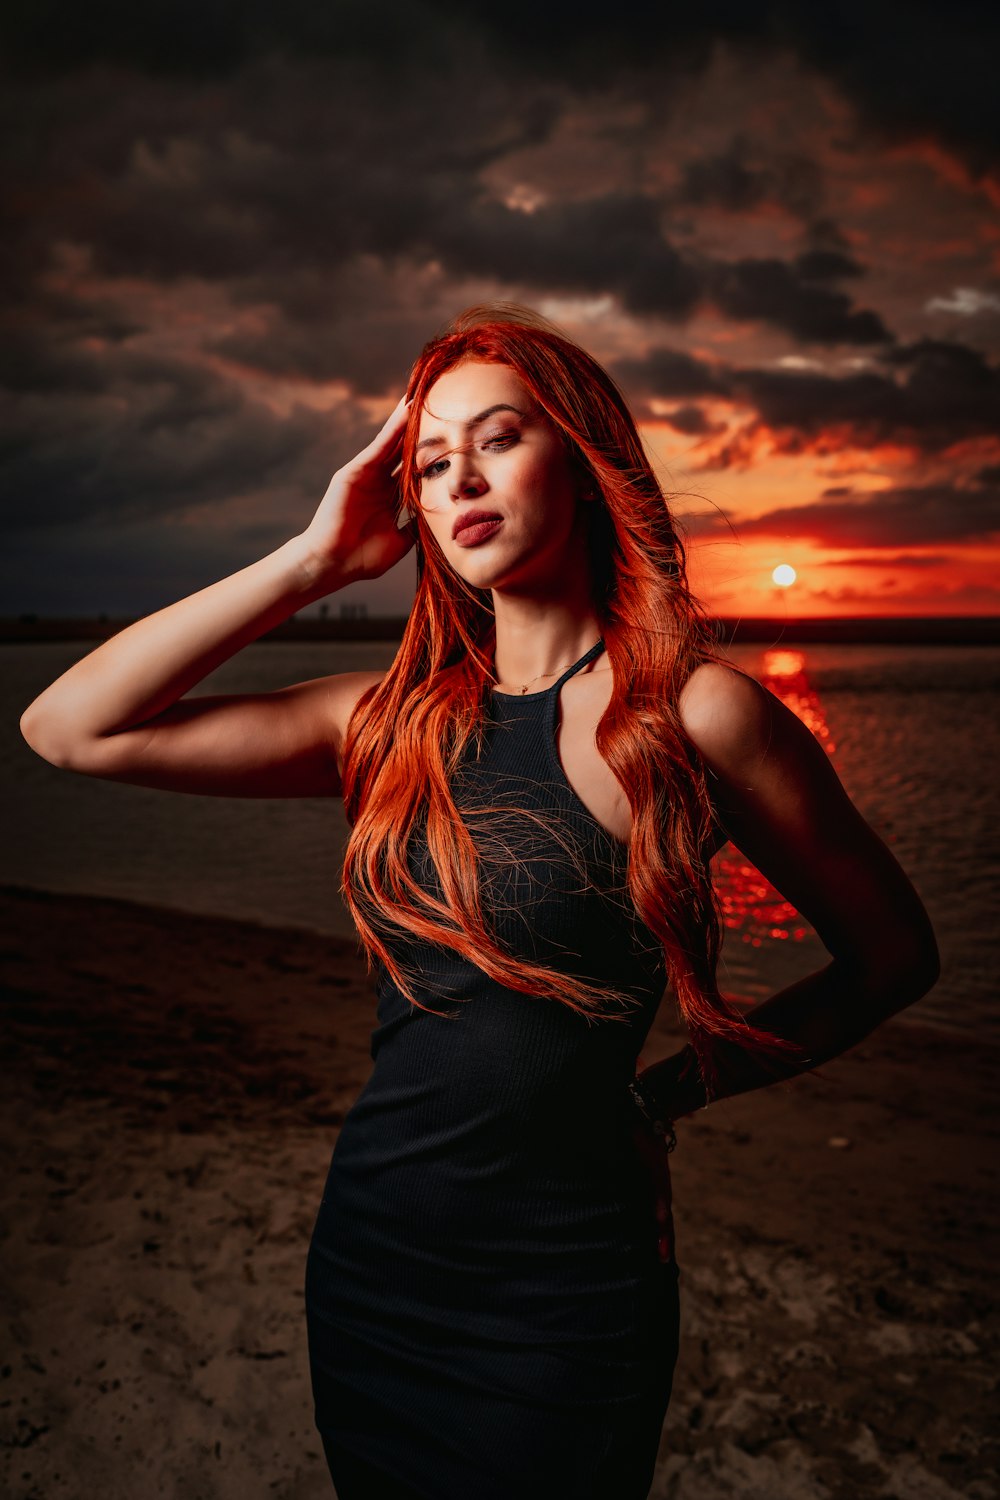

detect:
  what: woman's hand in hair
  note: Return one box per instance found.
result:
[298,394,417,588]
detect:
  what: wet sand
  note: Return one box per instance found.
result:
[2,884,997,1499]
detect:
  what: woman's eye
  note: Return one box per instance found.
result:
[417,431,518,482]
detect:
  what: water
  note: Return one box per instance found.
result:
[4,639,997,1039]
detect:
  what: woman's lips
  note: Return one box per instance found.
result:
[454,518,504,548]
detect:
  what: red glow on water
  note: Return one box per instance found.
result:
[712,648,835,946]
[755,648,836,756]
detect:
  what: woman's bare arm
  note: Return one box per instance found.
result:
[643,661,941,1118]
[19,396,414,798]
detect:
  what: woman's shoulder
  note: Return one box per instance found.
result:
[677,657,774,779]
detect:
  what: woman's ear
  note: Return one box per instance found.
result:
[576,466,599,503]
[567,447,597,500]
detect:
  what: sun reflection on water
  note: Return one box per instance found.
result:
[713,647,837,948]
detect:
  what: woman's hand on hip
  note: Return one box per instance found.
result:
[630,1119,675,1265]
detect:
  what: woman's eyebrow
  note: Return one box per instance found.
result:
[414,404,526,455]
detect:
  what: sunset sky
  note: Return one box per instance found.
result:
[3,2,999,619]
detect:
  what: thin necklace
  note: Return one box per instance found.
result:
[494,640,602,695]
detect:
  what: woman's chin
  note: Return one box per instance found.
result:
[442,534,579,596]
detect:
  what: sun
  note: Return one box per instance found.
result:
[772,564,797,588]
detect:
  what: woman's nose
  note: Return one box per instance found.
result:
[448,450,487,498]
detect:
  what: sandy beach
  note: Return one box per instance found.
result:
[2,882,996,1500]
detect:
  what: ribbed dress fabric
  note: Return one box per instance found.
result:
[305,639,680,1499]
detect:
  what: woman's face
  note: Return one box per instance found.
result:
[412,360,589,594]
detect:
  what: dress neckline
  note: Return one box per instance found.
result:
[491,638,606,699]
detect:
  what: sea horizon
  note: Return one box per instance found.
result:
[4,612,1000,646]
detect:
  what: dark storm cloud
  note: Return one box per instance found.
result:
[768,1,1000,181]
[17,77,559,294]
[742,339,1000,451]
[673,135,830,225]
[429,195,702,319]
[708,259,889,345]
[214,191,703,349]
[0,0,450,78]
[658,406,727,437]
[0,28,580,531]
[57,106,882,395]
[616,338,1000,455]
[5,1,995,174]
[614,348,730,402]
[212,200,888,388]
[675,140,776,214]
[210,295,447,399]
[792,250,865,283]
[7,56,884,364]
[0,2,908,442]
[658,135,868,341]
[0,338,369,533]
[709,481,1000,548]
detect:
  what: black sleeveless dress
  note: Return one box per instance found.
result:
[305,639,680,1499]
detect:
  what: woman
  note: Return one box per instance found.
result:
[20,303,940,1499]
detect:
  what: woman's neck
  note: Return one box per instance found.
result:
[490,617,606,692]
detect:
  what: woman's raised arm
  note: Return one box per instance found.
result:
[18,395,415,799]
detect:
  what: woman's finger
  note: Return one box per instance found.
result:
[354,395,413,469]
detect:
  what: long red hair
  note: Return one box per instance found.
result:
[340,302,804,1101]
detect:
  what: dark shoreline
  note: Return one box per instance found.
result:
[4,613,1000,645]
[0,878,977,1044]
